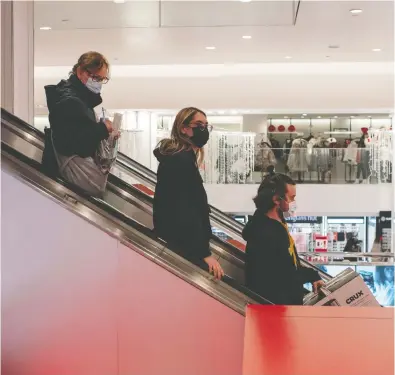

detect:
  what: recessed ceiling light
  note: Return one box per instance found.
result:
[372,48,382,52]
[350,9,363,15]
[206,46,216,50]
[242,35,252,40]
[218,110,225,115]
[334,116,338,118]
[317,116,322,119]
[39,26,51,30]
[285,56,292,59]
[329,45,340,49]
[231,110,239,115]
[303,114,307,116]
[284,116,288,119]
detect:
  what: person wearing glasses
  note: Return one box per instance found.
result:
[153,107,224,280]
[43,51,117,195]
[243,166,324,305]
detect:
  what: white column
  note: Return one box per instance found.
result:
[1,0,34,124]
[242,114,268,147]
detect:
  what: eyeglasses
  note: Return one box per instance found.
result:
[189,122,214,132]
[86,69,109,84]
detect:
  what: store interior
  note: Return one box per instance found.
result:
[33,111,393,185]
[230,212,394,306]
[30,1,394,305]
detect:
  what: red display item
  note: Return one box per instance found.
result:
[361,127,369,134]
[268,125,276,132]
[288,125,296,132]
[278,125,285,132]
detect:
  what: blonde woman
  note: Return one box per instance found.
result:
[153,107,224,279]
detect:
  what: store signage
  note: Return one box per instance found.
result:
[378,211,392,252]
[285,216,322,224]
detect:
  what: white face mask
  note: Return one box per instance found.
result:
[280,198,297,217]
[287,201,297,217]
[85,77,102,94]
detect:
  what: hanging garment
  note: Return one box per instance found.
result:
[283,138,293,156]
[269,137,282,159]
[343,140,359,165]
[255,141,277,172]
[315,140,331,171]
[287,138,308,172]
[306,138,318,171]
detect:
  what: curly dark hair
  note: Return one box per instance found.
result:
[253,166,296,213]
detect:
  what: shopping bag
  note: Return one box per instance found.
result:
[303,268,380,307]
[94,112,123,175]
[95,136,119,175]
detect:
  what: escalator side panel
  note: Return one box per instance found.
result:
[2,170,246,375]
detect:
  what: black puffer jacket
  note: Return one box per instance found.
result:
[44,74,109,158]
[153,148,212,263]
[243,210,321,305]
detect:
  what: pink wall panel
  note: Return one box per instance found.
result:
[117,243,245,375]
[2,172,119,375]
[2,171,245,375]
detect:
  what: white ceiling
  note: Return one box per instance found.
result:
[33,1,394,112]
[34,1,393,66]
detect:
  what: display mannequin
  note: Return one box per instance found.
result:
[356,128,370,184]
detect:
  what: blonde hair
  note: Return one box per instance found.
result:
[157,107,207,166]
[70,51,109,76]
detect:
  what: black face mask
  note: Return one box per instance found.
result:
[191,127,210,148]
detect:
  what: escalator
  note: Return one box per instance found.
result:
[1,109,331,292]
[2,109,272,315]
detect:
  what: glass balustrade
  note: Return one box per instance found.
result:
[249,147,392,185]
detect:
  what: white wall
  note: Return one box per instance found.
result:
[204,184,393,216]
[2,171,245,375]
[34,63,394,112]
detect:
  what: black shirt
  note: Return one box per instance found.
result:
[243,209,321,305]
[153,148,212,262]
[45,74,109,158]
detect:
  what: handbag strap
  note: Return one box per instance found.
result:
[50,131,77,174]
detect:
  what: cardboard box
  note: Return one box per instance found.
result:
[304,268,381,307]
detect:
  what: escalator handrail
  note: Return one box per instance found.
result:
[1,108,332,281]
[117,153,246,232]
[108,173,247,262]
[1,108,244,233]
[1,139,271,308]
[113,157,332,281]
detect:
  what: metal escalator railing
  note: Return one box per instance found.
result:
[1,123,272,315]
[1,110,246,287]
[116,152,245,234]
[1,108,331,282]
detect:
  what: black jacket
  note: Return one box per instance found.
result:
[153,148,212,262]
[243,210,321,305]
[44,74,109,158]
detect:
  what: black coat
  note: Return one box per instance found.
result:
[153,148,212,263]
[44,74,109,158]
[243,210,321,305]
